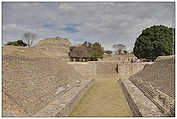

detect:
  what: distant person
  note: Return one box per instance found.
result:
[131,57,134,63]
[115,64,119,73]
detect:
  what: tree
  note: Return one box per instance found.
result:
[112,44,126,54]
[133,25,174,60]
[6,40,27,47]
[123,50,128,54]
[82,41,92,48]
[104,50,112,54]
[91,42,104,59]
[82,41,104,60]
[23,32,36,47]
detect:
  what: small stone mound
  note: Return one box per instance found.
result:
[33,37,71,59]
[129,56,175,116]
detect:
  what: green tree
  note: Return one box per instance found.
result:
[91,42,104,59]
[133,25,174,60]
[82,41,104,60]
[82,41,92,48]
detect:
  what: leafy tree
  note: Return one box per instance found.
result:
[23,32,36,47]
[112,44,126,54]
[82,41,92,48]
[82,41,104,60]
[133,25,174,60]
[91,42,104,59]
[6,40,27,47]
[104,50,112,54]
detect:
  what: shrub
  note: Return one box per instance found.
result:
[82,41,104,59]
[6,40,27,47]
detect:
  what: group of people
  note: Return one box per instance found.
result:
[128,56,139,63]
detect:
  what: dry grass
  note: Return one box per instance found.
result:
[70,74,132,117]
[2,45,45,58]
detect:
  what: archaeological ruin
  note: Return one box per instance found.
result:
[2,37,175,117]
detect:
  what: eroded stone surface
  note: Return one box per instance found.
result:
[129,56,175,116]
[33,79,95,117]
[119,79,165,117]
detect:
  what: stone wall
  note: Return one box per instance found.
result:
[120,56,175,116]
[95,62,146,76]
[119,79,165,117]
[69,61,147,77]
[67,62,96,76]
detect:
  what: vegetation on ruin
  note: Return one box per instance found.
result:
[133,25,174,60]
[6,40,27,47]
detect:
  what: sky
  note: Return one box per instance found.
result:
[2,2,175,51]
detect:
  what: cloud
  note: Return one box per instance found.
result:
[2,2,175,50]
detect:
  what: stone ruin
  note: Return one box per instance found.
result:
[2,55,83,116]
[33,37,71,60]
[2,37,175,117]
[120,55,175,116]
[2,37,94,117]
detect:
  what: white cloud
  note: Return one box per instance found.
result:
[3,2,175,50]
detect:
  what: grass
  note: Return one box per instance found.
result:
[70,74,132,117]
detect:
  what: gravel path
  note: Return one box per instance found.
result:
[70,75,132,117]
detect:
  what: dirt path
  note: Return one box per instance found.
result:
[70,75,132,117]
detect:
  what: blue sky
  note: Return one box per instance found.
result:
[2,2,175,50]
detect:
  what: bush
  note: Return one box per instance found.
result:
[133,25,174,60]
[82,41,104,59]
[6,40,27,47]
[91,42,104,59]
